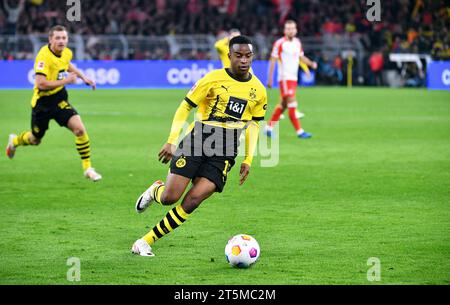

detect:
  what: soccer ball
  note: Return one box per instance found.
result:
[225,234,260,268]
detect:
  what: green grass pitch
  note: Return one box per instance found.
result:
[0,87,449,284]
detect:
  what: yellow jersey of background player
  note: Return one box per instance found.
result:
[31,43,72,107]
[131,35,267,257]
[5,25,102,182]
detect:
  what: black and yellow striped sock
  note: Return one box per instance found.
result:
[75,133,91,171]
[12,131,32,147]
[153,184,165,204]
[142,204,190,245]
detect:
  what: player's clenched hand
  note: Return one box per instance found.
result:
[83,77,96,90]
[158,143,176,164]
[239,163,250,185]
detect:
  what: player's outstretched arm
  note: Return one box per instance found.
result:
[68,63,96,90]
[300,55,317,70]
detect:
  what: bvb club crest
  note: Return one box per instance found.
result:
[176,156,187,168]
[249,88,256,99]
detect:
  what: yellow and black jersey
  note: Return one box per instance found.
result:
[214,37,231,68]
[167,68,266,166]
[31,44,73,107]
[185,68,267,130]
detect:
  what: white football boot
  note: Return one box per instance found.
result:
[135,180,164,213]
[131,238,155,257]
[5,134,17,159]
[84,167,102,182]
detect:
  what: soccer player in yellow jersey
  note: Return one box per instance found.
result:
[132,36,267,257]
[5,25,102,181]
[214,29,241,68]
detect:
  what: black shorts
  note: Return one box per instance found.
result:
[169,122,242,193]
[31,88,78,139]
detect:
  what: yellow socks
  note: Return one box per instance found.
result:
[12,131,32,147]
[153,184,165,204]
[75,133,91,171]
[143,204,190,245]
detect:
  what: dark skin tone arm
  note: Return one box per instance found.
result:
[158,143,176,164]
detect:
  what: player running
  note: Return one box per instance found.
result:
[265,20,317,139]
[132,36,267,257]
[5,25,102,181]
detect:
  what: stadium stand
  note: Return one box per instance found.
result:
[0,0,448,86]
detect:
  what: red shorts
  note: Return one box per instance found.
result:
[279,80,298,98]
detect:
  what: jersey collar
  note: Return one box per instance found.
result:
[225,68,252,82]
[48,44,62,58]
[284,36,295,41]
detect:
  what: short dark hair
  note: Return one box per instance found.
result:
[229,35,253,49]
[49,25,67,38]
[284,20,297,26]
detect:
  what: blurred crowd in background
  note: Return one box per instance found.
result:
[0,0,449,86]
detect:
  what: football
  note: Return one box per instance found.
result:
[225,234,260,268]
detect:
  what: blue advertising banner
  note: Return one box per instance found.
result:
[427,61,450,90]
[0,60,314,89]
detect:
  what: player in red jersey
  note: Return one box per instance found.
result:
[265,20,317,139]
